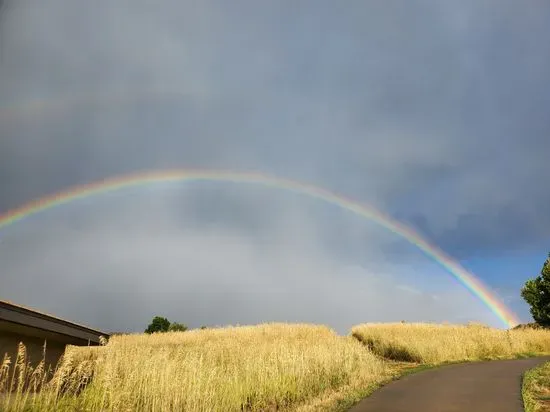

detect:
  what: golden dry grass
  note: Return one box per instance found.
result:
[2,321,550,411]
[523,361,550,412]
[351,322,550,364]
[0,323,390,412]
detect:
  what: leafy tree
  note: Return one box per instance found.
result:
[521,253,550,327]
[200,326,207,330]
[145,316,171,334]
[168,322,188,332]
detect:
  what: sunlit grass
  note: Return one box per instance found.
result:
[2,322,549,411]
[0,323,389,412]
[523,361,550,412]
[351,322,550,364]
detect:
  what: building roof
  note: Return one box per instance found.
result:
[0,299,109,344]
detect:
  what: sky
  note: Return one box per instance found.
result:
[0,0,549,334]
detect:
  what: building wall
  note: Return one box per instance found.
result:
[0,331,67,371]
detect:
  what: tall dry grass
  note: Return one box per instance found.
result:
[352,322,550,364]
[0,342,99,411]
[522,360,550,412]
[0,323,389,412]
[4,322,549,411]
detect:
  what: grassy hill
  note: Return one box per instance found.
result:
[1,322,550,411]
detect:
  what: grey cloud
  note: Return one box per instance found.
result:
[1,1,549,330]
[0,192,493,333]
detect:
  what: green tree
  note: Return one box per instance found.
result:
[521,253,550,327]
[168,322,188,332]
[145,316,171,334]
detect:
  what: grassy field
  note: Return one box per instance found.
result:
[523,361,550,412]
[351,322,550,364]
[0,324,391,412]
[1,322,550,411]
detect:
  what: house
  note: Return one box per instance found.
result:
[0,300,109,369]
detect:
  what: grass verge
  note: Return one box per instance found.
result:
[523,361,550,412]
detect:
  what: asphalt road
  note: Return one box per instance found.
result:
[349,356,550,412]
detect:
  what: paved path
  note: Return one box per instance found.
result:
[350,356,550,412]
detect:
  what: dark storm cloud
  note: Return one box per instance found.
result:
[1,1,547,254]
[1,1,549,330]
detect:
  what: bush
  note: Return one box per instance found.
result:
[145,316,170,334]
[168,322,188,332]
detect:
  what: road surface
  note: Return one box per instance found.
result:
[349,356,550,412]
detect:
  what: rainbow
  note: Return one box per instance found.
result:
[0,169,521,328]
